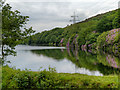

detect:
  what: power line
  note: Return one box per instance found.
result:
[70,12,79,24]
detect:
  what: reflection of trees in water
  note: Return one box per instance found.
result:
[106,55,118,68]
[66,47,120,75]
[66,48,99,71]
[30,47,120,75]
[97,63,119,75]
[97,50,120,69]
[31,49,65,60]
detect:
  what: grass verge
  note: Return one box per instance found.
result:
[2,65,118,89]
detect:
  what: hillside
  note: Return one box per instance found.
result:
[23,9,120,54]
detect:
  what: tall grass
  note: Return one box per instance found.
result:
[2,65,118,89]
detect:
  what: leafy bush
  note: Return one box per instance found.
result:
[97,29,120,52]
[97,31,108,49]
[96,17,113,33]
[2,65,118,89]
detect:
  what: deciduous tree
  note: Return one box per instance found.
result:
[2,3,35,61]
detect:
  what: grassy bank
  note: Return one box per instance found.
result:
[2,66,118,89]
[0,65,2,89]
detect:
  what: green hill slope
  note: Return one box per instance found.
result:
[23,9,120,53]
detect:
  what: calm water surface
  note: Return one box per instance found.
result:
[6,45,120,76]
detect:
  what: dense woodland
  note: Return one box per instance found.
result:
[23,9,120,55]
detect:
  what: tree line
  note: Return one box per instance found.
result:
[24,8,120,53]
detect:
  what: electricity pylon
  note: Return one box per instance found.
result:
[70,12,79,24]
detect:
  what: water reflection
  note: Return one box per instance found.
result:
[31,49,64,60]
[30,47,120,76]
[97,50,120,69]
[70,48,120,75]
[6,45,120,76]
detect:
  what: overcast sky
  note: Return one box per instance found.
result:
[6,0,120,33]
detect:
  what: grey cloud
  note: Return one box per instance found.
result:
[6,0,119,32]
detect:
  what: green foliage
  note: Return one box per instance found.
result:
[97,51,120,71]
[76,31,86,46]
[112,15,120,28]
[50,35,56,43]
[97,29,120,52]
[0,65,2,89]
[112,9,120,28]
[25,9,119,53]
[96,17,113,33]
[0,0,4,8]
[2,66,60,89]
[31,49,65,60]
[96,10,120,33]
[85,32,100,45]
[25,28,64,46]
[30,48,120,75]
[97,31,108,49]
[2,66,118,89]
[2,4,35,59]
